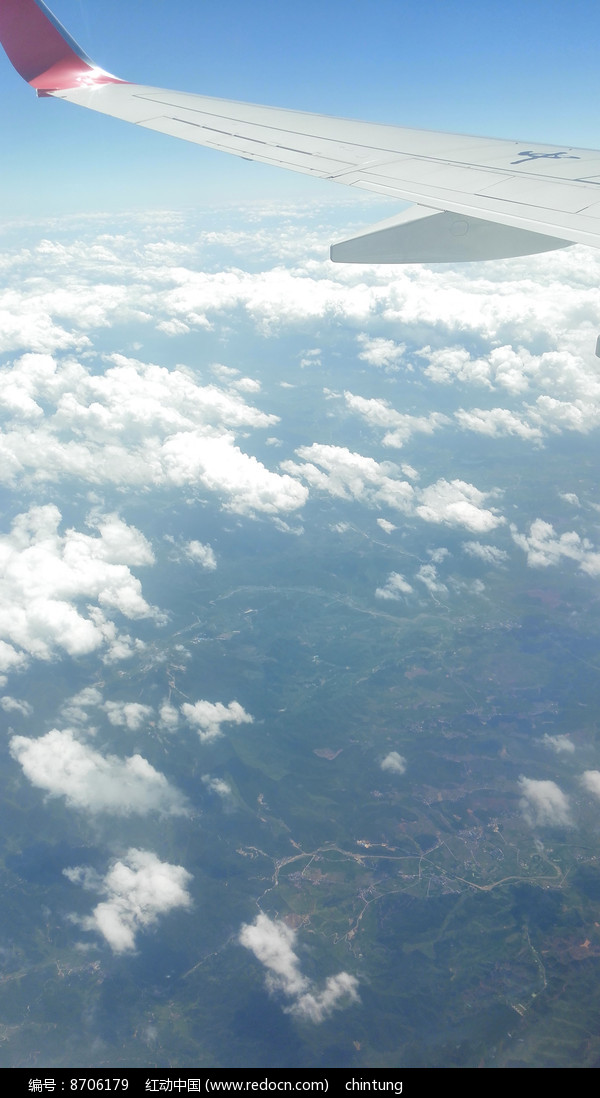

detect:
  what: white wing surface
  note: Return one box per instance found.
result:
[2,0,600,262]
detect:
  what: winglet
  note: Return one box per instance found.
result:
[0,0,125,94]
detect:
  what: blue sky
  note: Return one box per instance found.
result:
[1,0,600,217]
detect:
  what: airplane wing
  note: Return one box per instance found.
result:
[2,0,600,262]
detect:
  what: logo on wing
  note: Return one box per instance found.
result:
[511,150,580,165]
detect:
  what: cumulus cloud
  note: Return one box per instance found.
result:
[429,547,449,564]
[455,406,543,442]
[10,728,187,816]
[284,447,503,535]
[202,774,233,799]
[416,479,504,534]
[381,751,407,775]
[581,771,600,799]
[375,572,413,600]
[462,541,508,565]
[415,563,448,597]
[183,540,217,570]
[419,343,595,401]
[541,734,575,755]
[239,913,359,1023]
[0,505,158,675]
[356,333,406,370]
[103,701,154,732]
[282,443,414,512]
[376,518,396,534]
[292,973,361,1024]
[518,777,572,828]
[60,686,103,725]
[0,695,33,717]
[64,848,192,953]
[342,391,448,448]
[232,377,261,394]
[159,702,180,732]
[511,519,600,575]
[181,699,254,742]
[422,345,534,393]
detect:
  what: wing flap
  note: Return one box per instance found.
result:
[330,206,570,263]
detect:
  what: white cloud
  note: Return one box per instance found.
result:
[376,519,396,534]
[239,913,359,1023]
[10,728,187,816]
[462,541,508,566]
[232,377,261,393]
[416,479,504,534]
[415,563,448,597]
[451,577,486,597]
[293,973,361,1024]
[103,701,154,732]
[421,344,539,393]
[428,547,449,564]
[7,225,598,366]
[159,702,180,731]
[0,505,158,674]
[181,699,254,742]
[0,353,306,519]
[541,734,575,755]
[381,751,407,775]
[418,333,599,402]
[518,777,572,828]
[342,391,449,448]
[65,848,192,953]
[284,447,503,535]
[282,444,415,511]
[0,695,33,717]
[202,774,233,799]
[375,572,413,600]
[511,519,600,575]
[210,363,239,380]
[60,686,103,724]
[183,540,217,570]
[163,432,307,517]
[581,771,600,799]
[455,406,543,442]
[356,333,406,370]
[5,225,600,457]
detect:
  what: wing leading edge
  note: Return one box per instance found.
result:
[1,0,599,262]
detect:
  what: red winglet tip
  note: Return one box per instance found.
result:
[0,0,124,91]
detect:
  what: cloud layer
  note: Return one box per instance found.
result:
[0,352,306,519]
